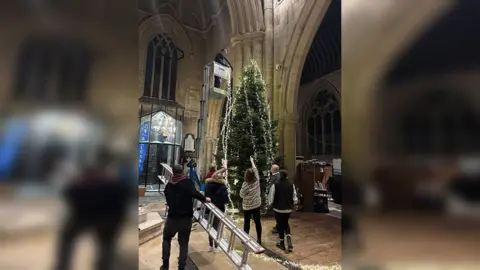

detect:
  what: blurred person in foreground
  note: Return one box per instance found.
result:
[162,164,211,270]
[269,164,280,234]
[268,169,298,252]
[204,159,229,252]
[54,147,132,270]
[240,156,263,245]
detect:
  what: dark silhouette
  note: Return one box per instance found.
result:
[161,164,210,270]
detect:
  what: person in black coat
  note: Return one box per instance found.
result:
[204,159,229,252]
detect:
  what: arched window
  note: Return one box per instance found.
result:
[13,35,93,101]
[306,88,341,157]
[399,90,480,156]
[143,34,183,101]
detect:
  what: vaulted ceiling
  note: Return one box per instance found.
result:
[300,0,341,86]
[138,0,227,31]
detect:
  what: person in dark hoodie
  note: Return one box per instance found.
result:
[268,169,298,252]
[204,159,229,252]
[161,164,211,270]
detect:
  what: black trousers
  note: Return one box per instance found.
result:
[274,212,291,240]
[208,214,221,248]
[162,217,193,268]
[243,207,262,240]
[54,216,121,270]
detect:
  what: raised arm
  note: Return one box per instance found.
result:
[212,159,228,178]
[250,156,256,168]
[212,167,226,178]
[250,156,259,181]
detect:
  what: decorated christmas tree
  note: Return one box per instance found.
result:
[216,59,279,210]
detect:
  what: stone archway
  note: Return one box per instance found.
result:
[279,0,331,117]
[342,1,450,181]
[276,0,331,171]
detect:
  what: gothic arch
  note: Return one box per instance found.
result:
[139,14,193,94]
[342,1,451,180]
[280,0,331,117]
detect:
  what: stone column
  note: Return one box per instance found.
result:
[204,137,214,174]
[251,32,264,69]
[264,0,274,106]
[282,113,299,173]
[231,36,243,89]
[242,39,252,67]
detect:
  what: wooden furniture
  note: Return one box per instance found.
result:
[295,162,325,212]
[138,187,146,197]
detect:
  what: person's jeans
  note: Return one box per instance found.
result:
[274,212,291,240]
[243,207,262,240]
[162,217,193,268]
[208,214,221,248]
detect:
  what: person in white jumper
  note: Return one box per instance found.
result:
[239,156,263,245]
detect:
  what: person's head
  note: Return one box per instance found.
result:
[173,164,184,175]
[244,168,256,184]
[209,166,216,173]
[221,48,227,57]
[271,164,280,174]
[279,169,289,182]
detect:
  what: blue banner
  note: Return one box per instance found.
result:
[138,121,150,177]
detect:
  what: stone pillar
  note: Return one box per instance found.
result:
[204,137,214,174]
[252,36,263,69]
[282,113,299,173]
[242,39,252,66]
[264,0,274,106]
[232,37,243,89]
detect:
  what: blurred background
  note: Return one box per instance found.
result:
[343,0,480,268]
[0,1,138,269]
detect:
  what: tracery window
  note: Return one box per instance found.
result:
[306,88,341,156]
[143,34,184,101]
[13,35,93,101]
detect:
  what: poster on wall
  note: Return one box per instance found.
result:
[138,121,150,177]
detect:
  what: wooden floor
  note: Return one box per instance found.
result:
[233,212,341,267]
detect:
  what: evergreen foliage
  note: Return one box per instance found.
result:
[216,60,278,209]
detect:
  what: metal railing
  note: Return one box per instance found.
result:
[159,163,264,270]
